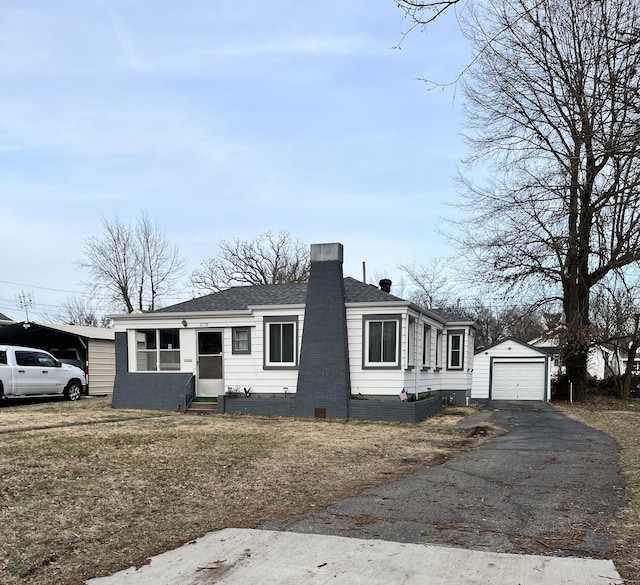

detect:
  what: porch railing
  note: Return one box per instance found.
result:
[178,375,196,412]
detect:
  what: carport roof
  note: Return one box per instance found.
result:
[0,322,115,342]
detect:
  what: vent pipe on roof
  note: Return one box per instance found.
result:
[379,279,392,293]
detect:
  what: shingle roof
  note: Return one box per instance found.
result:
[427,308,473,323]
[156,277,405,313]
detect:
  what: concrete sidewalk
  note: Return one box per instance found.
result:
[86,528,622,585]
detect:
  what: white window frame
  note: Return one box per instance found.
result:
[407,317,416,369]
[263,316,298,369]
[362,314,402,369]
[422,324,431,369]
[435,330,443,370]
[135,329,181,372]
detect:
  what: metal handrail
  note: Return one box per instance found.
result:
[179,375,196,412]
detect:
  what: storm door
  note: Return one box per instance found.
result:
[196,330,223,397]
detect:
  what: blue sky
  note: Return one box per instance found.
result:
[0,1,471,321]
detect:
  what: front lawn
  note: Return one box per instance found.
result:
[0,398,487,585]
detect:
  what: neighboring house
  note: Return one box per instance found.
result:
[0,322,116,395]
[110,243,476,421]
[622,353,640,374]
[472,337,552,401]
[529,335,622,379]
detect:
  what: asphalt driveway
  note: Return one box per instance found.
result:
[260,401,627,559]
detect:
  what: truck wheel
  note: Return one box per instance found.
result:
[64,381,82,401]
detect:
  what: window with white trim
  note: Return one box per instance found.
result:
[363,314,401,369]
[422,324,431,368]
[407,317,416,369]
[447,330,465,370]
[264,317,298,368]
[136,329,180,371]
[435,330,443,369]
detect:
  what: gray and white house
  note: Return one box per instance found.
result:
[111,243,476,421]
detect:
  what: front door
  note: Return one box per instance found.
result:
[197,330,223,397]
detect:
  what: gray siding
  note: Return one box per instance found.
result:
[112,332,194,411]
[217,394,442,422]
[348,397,442,422]
[218,395,295,416]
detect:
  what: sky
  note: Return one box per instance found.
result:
[0,1,472,322]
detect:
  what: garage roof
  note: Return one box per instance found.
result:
[475,335,552,355]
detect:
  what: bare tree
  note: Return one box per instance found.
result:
[190,231,310,293]
[592,275,640,399]
[455,0,640,400]
[395,1,463,28]
[79,212,186,313]
[48,296,112,328]
[467,302,546,349]
[399,258,457,308]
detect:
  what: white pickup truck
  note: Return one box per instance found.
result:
[0,345,87,401]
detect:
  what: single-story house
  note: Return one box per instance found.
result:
[472,337,552,401]
[111,243,476,421]
[0,321,116,395]
[529,335,622,379]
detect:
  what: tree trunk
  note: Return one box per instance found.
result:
[563,249,591,401]
[621,317,640,400]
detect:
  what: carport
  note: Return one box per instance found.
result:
[472,336,552,401]
[0,322,115,395]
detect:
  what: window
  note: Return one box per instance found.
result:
[15,351,37,366]
[35,352,57,367]
[363,314,401,369]
[232,327,251,354]
[435,330,443,369]
[0,350,5,365]
[422,324,431,368]
[264,317,298,369]
[407,317,416,369]
[447,330,465,370]
[136,329,181,371]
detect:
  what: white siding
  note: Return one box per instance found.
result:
[116,303,476,399]
[347,306,474,398]
[346,306,405,397]
[472,339,550,400]
[224,307,303,394]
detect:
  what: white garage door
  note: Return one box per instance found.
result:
[491,361,545,400]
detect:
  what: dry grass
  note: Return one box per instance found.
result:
[559,397,640,583]
[0,398,490,585]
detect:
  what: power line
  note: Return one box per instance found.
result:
[0,279,86,295]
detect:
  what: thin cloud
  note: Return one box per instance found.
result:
[96,0,142,72]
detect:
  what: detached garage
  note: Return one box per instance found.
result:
[472,337,552,401]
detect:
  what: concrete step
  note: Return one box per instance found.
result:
[186,401,218,415]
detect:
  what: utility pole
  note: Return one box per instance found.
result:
[17,290,34,321]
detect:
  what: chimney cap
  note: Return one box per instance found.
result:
[379,279,392,293]
[310,243,343,262]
